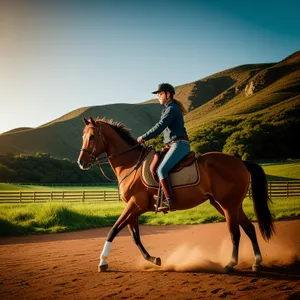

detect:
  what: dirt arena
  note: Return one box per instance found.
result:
[0,220,299,300]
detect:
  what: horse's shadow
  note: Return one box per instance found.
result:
[227,262,300,281]
[105,262,300,282]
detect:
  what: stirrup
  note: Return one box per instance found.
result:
[154,203,169,214]
[157,200,171,212]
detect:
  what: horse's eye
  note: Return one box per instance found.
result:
[89,135,94,141]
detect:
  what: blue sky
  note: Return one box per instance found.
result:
[0,0,299,134]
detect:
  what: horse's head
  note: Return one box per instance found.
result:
[77,117,106,170]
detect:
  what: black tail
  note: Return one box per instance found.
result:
[243,160,275,241]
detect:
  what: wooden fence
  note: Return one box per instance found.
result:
[0,190,121,204]
[0,181,299,204]
[266,181,300,198]
[247,181,300,198]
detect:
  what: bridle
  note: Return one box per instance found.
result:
[80,122,106,163]
[80,122,148,184]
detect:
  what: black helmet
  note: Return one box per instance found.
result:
[152,83,175,95]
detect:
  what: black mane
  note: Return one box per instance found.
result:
[96,118,138,146]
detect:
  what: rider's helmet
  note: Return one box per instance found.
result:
[152,83,175,95]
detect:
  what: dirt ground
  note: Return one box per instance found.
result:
[0,220,299,300]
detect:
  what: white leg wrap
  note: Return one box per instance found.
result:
[252,254,263,271]
[254,254,262,264]
[100,241,111,266]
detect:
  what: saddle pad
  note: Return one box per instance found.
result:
[141,149,200,189]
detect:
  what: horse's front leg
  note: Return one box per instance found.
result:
[128,218,161,267]
[99,197,145,272]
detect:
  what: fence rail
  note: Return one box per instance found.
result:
[246,181,300,198]
[267,181,300,197]
[0,181,299,203]
[0,190,121,203]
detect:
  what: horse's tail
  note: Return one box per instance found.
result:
[243,160,275,241]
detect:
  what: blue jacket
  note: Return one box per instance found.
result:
[141,100,188,144]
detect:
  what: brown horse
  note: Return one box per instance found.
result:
[77,117,275,272]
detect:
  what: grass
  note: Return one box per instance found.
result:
[0,202,125,235]
[0,197,299,236]
[261,159,300,181]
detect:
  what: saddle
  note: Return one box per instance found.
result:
[141,149,200,190]
[150,148,195,183]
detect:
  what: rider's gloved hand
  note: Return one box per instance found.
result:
[137,136,144,144]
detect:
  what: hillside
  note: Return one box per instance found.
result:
[0,51,299,161]
[185,51,300,131]
[1,127,34,135]
[0,104,161,160]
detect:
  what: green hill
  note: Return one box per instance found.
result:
[0,51,299,161]
[0,104,161,160]
[185,51,300,130]
[2,127,34,135]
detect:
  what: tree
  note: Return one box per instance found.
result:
[0,164,17,182]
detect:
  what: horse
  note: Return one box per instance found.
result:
[77,117,275,272]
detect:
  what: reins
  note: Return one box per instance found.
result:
[96,144,151,185]
[80,120,152,186]
[107,144,141,160]
[93,144,138,182]
[117,145,151,185]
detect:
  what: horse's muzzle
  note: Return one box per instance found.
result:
[77,159,91,170]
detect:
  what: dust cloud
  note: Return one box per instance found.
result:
[140,244,229,273]
[139,228,299,272]
[161,244,226,272]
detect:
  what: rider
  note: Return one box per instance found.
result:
[137,83,190,212]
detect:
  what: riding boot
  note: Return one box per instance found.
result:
[158,177,173,212]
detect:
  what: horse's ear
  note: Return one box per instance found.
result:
[83,117,90,125]
[90,116,96,127]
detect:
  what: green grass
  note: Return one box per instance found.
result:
[0,202,125,235]
[0,197,299,236]
[261,159,300,181]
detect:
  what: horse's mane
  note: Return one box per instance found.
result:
[96,118,138,146]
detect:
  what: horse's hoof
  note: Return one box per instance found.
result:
[225,265,235,272]
[98,263,108,272]
[154,257,161,266]
[252,264,262,272]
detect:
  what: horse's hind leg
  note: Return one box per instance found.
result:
[239,208,262,271]
[211,198,262,271]
[209,198,240,271]
[128,218,161,266]
[224,208,241,271]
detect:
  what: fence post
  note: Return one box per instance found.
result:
[287,181,289,197]
[33,191,36,203]
[19,191,22,203]
[82,191,85,203]
[104,190,106,201]
[50,192,53,202]
[269,182,272,198]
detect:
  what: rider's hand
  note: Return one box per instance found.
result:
[137,136,144,144]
